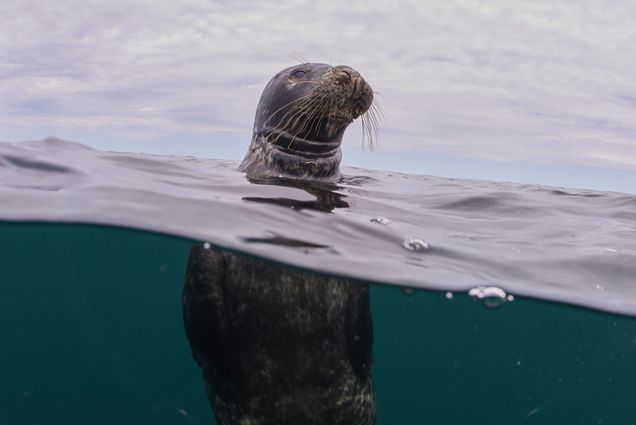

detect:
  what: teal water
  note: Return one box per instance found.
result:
[2,222,636,424]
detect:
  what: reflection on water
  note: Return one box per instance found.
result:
[243,176,350,212]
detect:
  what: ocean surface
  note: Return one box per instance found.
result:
[2,138,636,424]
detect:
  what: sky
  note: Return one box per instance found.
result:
[1,0,635,193]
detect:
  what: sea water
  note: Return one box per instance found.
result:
[1,138,636,424]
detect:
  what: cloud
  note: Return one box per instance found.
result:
[1,0,635,168]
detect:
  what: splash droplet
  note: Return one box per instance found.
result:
[402,238,430,252]
[595,284,605,291]
[370,216,390,225]
[203,242,211,249]
[468,286,511,308]
[445,292,454,300]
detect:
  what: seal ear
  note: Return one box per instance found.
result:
[182,244,229,368]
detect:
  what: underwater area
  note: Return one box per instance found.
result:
[2,138,636,424]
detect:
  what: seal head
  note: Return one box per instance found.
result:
[239,63,374,182]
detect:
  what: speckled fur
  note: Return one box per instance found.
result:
[183,248,375,425]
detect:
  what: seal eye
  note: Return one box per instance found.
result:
[291,70,307,79]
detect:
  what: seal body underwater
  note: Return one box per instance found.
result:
[182,63,376,425]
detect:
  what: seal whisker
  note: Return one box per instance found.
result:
[288,52,309,65]
[288,96,324,133]
[368,102,382,129]
[265,99,312,131]
[263,93,315,129]
[313,94,334,134]
[268,101,317,143]
[361,115,370,151]
[287,101,327,148]
[307,97,331,135]
[288,91,331,135]
[369,100,385,119]
[360,102,380,151]
[276,107,308,135]
[278,94,323,128]
[269,97,323,146]
[364,116,376,151]
[369,109,380,147]
[276,97,323,141]
[298,92,332,136]
[289,113,314,146]
[367,115,380,150]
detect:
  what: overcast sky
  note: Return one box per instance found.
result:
[1,0,635,192]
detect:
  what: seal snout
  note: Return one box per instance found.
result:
[327,66,373,120]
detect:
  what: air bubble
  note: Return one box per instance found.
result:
[402,238,430,252]
[445,292,454,300]
[370,216,390,225]
[401,288,416,297]
[468,286,512,309]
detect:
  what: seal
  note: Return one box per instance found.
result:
[182,63,376,425]
[239,63,376,182]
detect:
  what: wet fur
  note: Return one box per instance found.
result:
[183,248,375,425]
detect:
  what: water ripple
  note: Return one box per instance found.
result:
[1,138,635,316]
